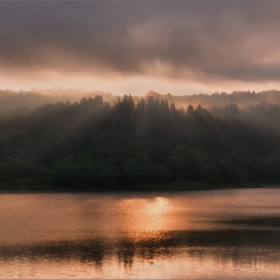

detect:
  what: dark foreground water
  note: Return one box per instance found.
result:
[1,189,280,279]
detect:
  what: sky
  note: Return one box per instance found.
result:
[1,1,280,96]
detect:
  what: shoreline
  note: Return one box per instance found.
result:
[262,184,280,188]
[0,181,270,194]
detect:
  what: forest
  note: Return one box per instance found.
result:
[1,91,280,191]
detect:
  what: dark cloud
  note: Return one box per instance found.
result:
[1,1,280,84]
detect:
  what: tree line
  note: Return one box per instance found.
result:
[0,95,280,190]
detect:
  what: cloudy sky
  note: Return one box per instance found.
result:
[1,1,280,95]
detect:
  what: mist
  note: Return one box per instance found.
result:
[2,88,280,127]
[1,0,280,191]
[1,87,280,190]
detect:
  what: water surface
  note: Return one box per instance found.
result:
[1,189,280,279]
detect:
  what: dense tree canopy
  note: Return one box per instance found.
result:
[0,94,279,190]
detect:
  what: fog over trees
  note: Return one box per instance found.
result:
[1,89,280,190]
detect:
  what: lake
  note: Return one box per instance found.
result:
[1,189,280,279]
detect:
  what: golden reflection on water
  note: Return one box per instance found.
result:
[117,196,173,232]
[2,189,280,278]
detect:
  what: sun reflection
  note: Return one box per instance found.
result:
[3,192,280,278]
[116,196,173,232]
[144,197,169,215]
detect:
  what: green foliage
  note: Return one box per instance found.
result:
[219,160,246,184]
[0,94,280,190]
[143,164,170,183]
[267,151,280,182]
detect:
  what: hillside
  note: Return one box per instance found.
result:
[0,94,280,190]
